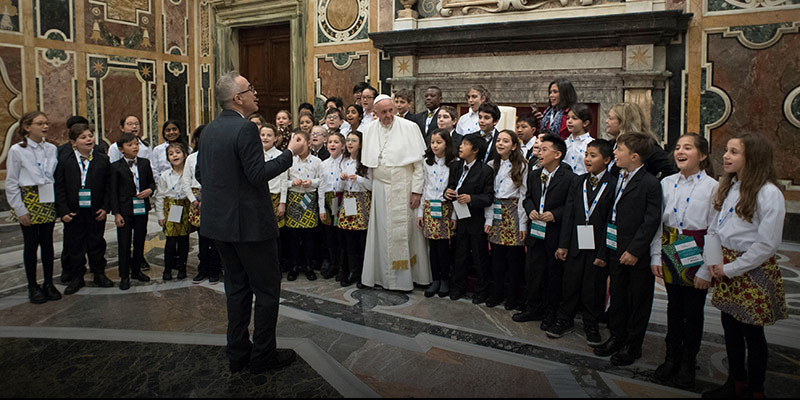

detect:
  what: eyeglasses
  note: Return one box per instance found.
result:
[125,121,140,127]
[237,85,255,96]
[361,95,374,100]
[346,138,359,143]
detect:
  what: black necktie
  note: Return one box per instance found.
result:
[127,159,136,168]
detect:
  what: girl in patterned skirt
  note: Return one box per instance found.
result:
[5,111,62,304]
[484,130,528,310]
[337,131,372,287]
[318,132,346,280]
[418,129,457,298]
[156,142,192,280]
[703,134,787,398]
[262,124,288,228]
[285,130,322,281]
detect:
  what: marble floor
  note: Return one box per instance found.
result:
[1,211,799,398]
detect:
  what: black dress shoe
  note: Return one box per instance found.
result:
[287,267,299,282]
[163,271,173,281]
[249,349,296,374]
[471,293,487,305]
[93,274,114,288]
[702,378,741,398]
[64,276,85,295]
[512,309,544,323]
[176,269,187,280]
[208,274,220,285]
[540,313,556,331]
[320,264,338,280]
[504,300,518,311]
[546,319,575,338]
[594,336,624,357]
[141,260,150,271]
[119,278,131,291]
[60,271,72,284]
[229,358,249,373]
[341,271,358,287]
[193,272,208,284]
[335,267,347,282]
[610,345,642,366]
[42,283,62,301]
[28,285,47,304]
[131,271,151,282]
[485,295,503,308]
[449,289,465,301]
[424,281,440,298]
[303,266,317,281]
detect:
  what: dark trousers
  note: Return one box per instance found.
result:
[311,225,326,267]
[343,229,367,273]
[288,228,312,266]
[452,232,490,294]
[216,239,281,365]
[116,214,148,278]
[20,222,55,287]
[279,227,291,272]
[164,235,189,272]
[63,211,107,277]
[665,283,708,353]
[524,241,563,313]
[721,312,768,393]
[557,250,609,327]
[608,259,655,349]
[490,244,525,301]
[197,233,221,277]
[429,239,451,282]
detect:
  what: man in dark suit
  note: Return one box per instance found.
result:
[414,86,442,146]
[197,71,302,374]
[514,135,576,330]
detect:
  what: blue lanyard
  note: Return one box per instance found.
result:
[495,161,511,196]
[611,173,631,223]
[673,173,701,230]
[583,180,608,223]
[131,164,140,193]
[433,162,446,193]
[77,153,91,187]
[539,171,552,213]
[170,170,181,199]
[457,163,470,190]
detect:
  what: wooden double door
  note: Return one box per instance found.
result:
[238,24,291,122]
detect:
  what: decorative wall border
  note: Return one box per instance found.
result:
[704,0,800,16]
[784,85,800,129]
[313,51,371,105]
[88,0,154,27]
[162,0,189,56]
[0,44,24,166]
[719,22,800,49]
[699,31,733,138]
[0,0,22,36]
[35,0,75,42]
[315,0,370,46]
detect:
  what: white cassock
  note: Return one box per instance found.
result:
[361,116,431,290]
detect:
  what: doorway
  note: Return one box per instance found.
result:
[238,24,291,122]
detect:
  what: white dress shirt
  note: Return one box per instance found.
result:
[418,156,450,217]
[565,133,592,175]
[455,108,480,137]
[340,156,372,193]
[707,180,785,278]
[338,121,352,135]
[287,154,322,194]
[317,154,344,213]
[649,171,719,280]
[484,159,529,230]
[155,168,185,220]
[4,138,58,216]
[180,152,202,202]
[265,147,289,202]
[522,138,535,160]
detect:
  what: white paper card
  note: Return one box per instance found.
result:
[38,183,55,203]
[453,201,471,220]
[577,225,595,250]
[703,234,723,266]
[344,197,357,216]
[168,205,184,223]
[331,197,339,217]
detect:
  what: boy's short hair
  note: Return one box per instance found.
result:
[325,96,343,110]
[262,123,277,133]
[439,105,458,121]
[478,102,501,122]
[68,123,92,141]
[67,115,89,129]
[117,132,138,149]
[393,89,413,103]
[298,102,314,114]
[587,138,613,160]
[517,114,537,129]
[616,131,654,160]
[325,107,344,120]
[353,82,369,94]
[541,135,567,161]
[461,133,484,155]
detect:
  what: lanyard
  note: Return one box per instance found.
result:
[611,173,631,223]
[77,153,91,187]
[170,171,182,199]
[483,132,494,163]
[673,173,701,230]
[495,161,511,196]
[717,191,737,228]
[433,161,446,193]
[346,159,356,191]
[131,164,141,193]
[539,171,552,213]
[32,144,50,180]
[456,163,470,190]
[583,180,608,223]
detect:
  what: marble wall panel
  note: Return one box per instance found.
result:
[85,0,156,51]
[379,0,393,31]
[35,0,74,41]
[164,61,188,133]
[0,0,20,34]
[0,44,23,170]
[315,52,369,107]
[162,0,187,55]
[706,29,800,185]
[36,48,77,146]
[316,0,369,45]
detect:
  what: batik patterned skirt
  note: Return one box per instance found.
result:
[320,191,342,227]
[488,198,524,246]
[19,186,56,224]
[422,200,454,240]
[163,197,193,236]
[285,191,318,229]
[271,193,285,228]
[336,191,370,231]
[188,188,201,228]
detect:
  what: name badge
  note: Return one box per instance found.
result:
[301,193,313,210]
[493,201,502,221]
[674,236,704,268]
[453,201,471,220]
[605,223,618,251]
[344,197,357,216]
[167,204,184,223]
[38,183,55,203]
[529,220,546,239]
[429,200,443,219]
[79,189,92,208]
[133,198,146,215]
[577,225,595,250]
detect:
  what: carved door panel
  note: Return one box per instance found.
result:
[238,24,291,122]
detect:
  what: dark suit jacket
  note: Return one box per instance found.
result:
[414,108,440,145]
[446,159,494,235]
[597,167,662,266]
[197,109,293,243]
[523,162,576,248]
[311,145,330,161]
[610,138,678,180]
[109,157,156,216]
[479,129,499,164]
[55,148,112,217]
[557,171,616,258]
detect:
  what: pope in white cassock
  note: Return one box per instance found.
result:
[361,95,431,290]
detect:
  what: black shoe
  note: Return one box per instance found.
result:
[341,271,358,287]
[193,272,208,284]
[141,260,150,271]
[229,358,249,373]
[303,266,317,281]
[425,281,440,298]
[449,289,465,301]
[320,264,338,280]
[485,295,503,308]
[504,300,518,311]
[249,349,296,374]
[654,345,681,382]
[594,336,624,357]
[673,350,698,389]
[131,271,151,282]
[610,344,642,366]
[584,325,602,347]
[64,276,85,295]
[335,267,347,282]
[287,267,299,282]
[512,309,544,323]
[119,278,131,291]
[702,378,741,398]
[163,270,173,281]
[28,285,47,304]
[540,313,556,331]
[176,270,187,280]
[546,319,575,338]
[208,274,220,285]
[60,271,72,284]
[472,293,487,305]
[438,280,450,298]
[42,283,62,301]
[93,274,114,288]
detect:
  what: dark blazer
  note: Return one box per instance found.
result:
[610,138,677,180]
[55,148,112,217]
[557,171,616,258]
[414,108,440,144]
[311,145,330,161]
[109,157,156,216]
[597,166,662,265]
[522,162,576,248]
[479,129,499,164]
[446,159,494,235]
[197,109,293,243]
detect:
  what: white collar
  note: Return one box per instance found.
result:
[434,156,445,166]
[570,133,591,142]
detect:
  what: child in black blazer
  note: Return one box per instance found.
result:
[110,132,156,290]
[444,133,494,303]
[549,139,615,346]
[514,135,576,331]
[55,124,114,295]
[593,132,663,366]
